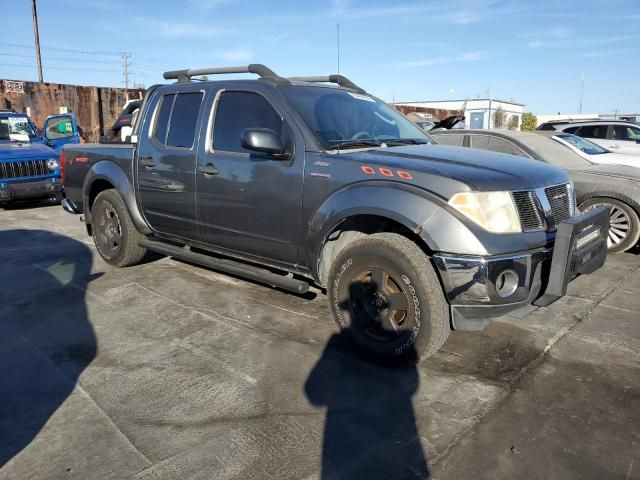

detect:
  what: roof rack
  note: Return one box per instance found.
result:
[288,75,365,93]
[163,64,280,82]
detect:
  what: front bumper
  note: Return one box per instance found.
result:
[434,206,609,330]
[0,178,62,204]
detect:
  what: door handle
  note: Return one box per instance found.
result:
[609,145,619,149]
[141,157,157,167]
[199,163,219,175]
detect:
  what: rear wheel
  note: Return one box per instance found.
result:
[327,232,450,364]
[579,198,640,254]
[92,189,147,266]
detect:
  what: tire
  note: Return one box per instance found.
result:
[327,232,450,364]
[91,189,147,267]
[579,198,640,254]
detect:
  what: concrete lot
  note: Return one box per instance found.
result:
[1,202,639,480]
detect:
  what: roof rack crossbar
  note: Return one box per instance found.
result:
[163,64,280,82]
[288,75,365,93]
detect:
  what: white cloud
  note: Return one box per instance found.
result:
[398,51,493,69]
[214,49,255,62]
[528,34,636,49]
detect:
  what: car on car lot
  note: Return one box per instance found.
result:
[0,111,79,205]
[432,129,640,253]
[549,133,640,169]
[60,64,608,363]
[538,120,640,156]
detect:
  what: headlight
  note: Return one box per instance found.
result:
[47,158,59,170]
[449,191,521,233]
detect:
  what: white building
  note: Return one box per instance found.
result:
[393,98,526,129]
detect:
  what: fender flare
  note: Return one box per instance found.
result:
[305,181,488,281]
[83,160,152,234]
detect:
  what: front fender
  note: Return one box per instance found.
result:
[83,160,151,234]
[305,182,489,278]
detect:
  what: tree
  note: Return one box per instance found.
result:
[492,106,507,128]
[520,112,538,131]
[507,115,519,130]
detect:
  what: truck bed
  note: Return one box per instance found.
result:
[63,143,135,213]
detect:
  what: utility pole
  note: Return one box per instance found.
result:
[31,0,43,82]
[122,52,131,100]
[487,87,492,129]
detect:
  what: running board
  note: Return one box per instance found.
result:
[139,238,309,294]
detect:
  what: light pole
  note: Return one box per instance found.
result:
[31,0,43,82]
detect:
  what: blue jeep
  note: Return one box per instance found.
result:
[0,110,79,205]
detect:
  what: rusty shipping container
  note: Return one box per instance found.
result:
[0,79,144,143]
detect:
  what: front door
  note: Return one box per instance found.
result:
[137,88,206,240]
[43,114,80,153]
[195,89,304,265]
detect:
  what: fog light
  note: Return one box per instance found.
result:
[496,269,519,298]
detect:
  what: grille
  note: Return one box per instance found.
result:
[0,160,49,180]
[513,191,544,230]
[545,184,572,227]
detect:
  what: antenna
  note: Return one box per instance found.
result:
[578,71,584,114]
[336,23,341,75]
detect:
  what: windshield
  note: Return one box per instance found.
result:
[282,86,434,149]
[556,133,608,155]
[0,115,38,141]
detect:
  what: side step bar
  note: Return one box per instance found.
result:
[139,238,309,294]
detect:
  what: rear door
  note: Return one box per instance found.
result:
[42,114,80,153]
[136,87,206,240]
[195,88,305,264]
[609,124,640,155]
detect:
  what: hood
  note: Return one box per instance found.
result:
[0,141,57,161]
[344,144,570,191]
[570,163,640,182]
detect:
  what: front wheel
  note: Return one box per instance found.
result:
[327,232,450,364]
[579,198,640,254]
[92,189,147,267]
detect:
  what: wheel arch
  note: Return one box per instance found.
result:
[83,160,152,235]
[306,182,475,286]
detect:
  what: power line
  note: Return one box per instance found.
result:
[1,62,120,73]
[0,41,121,57]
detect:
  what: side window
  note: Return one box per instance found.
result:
[489,137,527,156]
[470,135,526,157]
[153,94,175,144]
[627,126,640,141]
[434,134,465,147]
[469,135,492,150]
[577,125,607,139]
[612,126,629,140]
[213,91,282,154]
[166,92,204,148]
[563,126,579,134]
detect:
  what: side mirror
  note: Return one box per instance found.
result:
[241,128,288,159]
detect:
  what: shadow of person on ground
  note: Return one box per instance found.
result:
[0,229,96,467]
[305,332,430,479]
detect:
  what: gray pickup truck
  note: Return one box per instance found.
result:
[60,64,608,363]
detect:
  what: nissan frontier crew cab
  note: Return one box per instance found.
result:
[60,65,609,363]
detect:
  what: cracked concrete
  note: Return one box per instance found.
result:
[1,203,639,479]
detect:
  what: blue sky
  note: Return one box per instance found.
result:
[1,0,639,114]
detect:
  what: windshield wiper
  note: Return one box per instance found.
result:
[384,138,430,146]
[329,140,383,150]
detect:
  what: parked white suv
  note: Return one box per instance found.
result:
[548,121,640,156]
